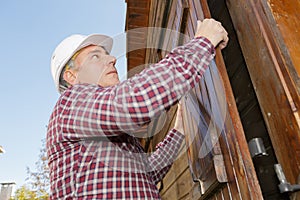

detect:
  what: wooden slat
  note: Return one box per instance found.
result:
[160,147,190,195]
[160,154,192,198]
[161,182,178,200]
[177,168,194,198]
[160,165,176,196]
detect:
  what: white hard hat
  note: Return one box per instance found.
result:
[50,34,113,93]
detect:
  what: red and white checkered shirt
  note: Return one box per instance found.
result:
[47,37,215,199]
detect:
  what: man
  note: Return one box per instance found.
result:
[47,19,228,199]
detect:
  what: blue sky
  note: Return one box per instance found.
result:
[0,0,127,192]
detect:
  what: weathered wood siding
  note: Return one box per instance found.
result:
[125,0,300,199]
[144,0,263,199]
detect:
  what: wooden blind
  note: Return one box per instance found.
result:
[182,60,228,196]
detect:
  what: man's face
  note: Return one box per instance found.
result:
[72,45,120,87]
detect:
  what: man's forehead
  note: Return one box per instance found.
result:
[78,45,108,57]
[83,45,106,52]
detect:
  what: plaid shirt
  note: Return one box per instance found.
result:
[47,37,215,199]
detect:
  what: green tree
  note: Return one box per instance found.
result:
[25,139,49,199]
[10,185,37,200]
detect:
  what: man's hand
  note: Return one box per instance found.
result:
[195,18,229,49]
[174,102,184,135]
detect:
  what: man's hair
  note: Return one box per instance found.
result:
[59,59,75,92]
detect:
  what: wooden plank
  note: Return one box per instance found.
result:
[160,148,190,196]
[180,193,192,200]
[173,148,190,175]
[186,0,198,38]
[188,75,227,184]
[161,158,192,199]
[161,166,190,198]
[177,168,194,199]
[226,0,300,189]
[160,165,176,196]
[161,182,178,200]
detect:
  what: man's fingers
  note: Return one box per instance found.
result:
[217,26,229,49]
[219,34,229,49]
[196,20,202,31]
[197,20,202,26]
[194,18,229,49]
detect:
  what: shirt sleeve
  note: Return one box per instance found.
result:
[147,129,185,184]
[59,37,215,139]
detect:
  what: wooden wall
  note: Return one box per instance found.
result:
[125,0,300,199]
[141,0,264,199]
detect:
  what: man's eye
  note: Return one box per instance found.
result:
[92,54,99,59]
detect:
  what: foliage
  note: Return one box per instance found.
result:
[16,138,50,199]
[10,185,38,200]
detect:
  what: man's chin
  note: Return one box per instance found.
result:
[98,79,120,87]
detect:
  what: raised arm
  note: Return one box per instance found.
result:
[58,19,228,139]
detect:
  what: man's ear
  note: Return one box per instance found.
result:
[63,70,77,85]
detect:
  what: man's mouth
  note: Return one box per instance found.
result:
[106,70,117,75]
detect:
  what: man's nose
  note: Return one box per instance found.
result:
[107,55,116,66]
